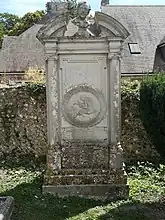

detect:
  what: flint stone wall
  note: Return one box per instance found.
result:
[0,85,160,163]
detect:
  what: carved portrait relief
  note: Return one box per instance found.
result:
[62,84,107,128]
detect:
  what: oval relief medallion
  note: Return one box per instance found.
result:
[62,84,107,128]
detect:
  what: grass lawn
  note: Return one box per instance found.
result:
[1,156,165,220]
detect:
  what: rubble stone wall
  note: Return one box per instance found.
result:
[0,85,160,163]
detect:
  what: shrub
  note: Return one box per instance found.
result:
[121,78,141,95]
[0,72,8,85]
[24,66,46,84]
[140,73,165,158]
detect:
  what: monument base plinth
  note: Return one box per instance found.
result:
[43,169,129,200]
[44,169,127,184]
[42,184,129,201]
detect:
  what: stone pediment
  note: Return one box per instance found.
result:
[37,14,68,42]
[94,12,130,39]
[37,11,130,43]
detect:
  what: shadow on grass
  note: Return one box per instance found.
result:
[0,175,107,220]
[0,154,108,220]
[1,154,165,220]
[2,176,165,220]
[98,200,165,220]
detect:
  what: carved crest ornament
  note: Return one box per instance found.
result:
[62,84,107,128]
[36,1,130,41]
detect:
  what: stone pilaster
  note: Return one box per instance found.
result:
[108,40,124,171]
[46,50,62,172]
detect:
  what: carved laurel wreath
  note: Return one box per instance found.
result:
[62,84,107,128]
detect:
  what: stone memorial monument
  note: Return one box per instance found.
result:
[37,1,130,200]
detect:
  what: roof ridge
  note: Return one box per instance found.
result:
[103,5,165,7]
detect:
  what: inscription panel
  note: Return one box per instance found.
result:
[59,54,108,140]
[59,54,107,95]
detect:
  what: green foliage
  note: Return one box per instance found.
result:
[24,67,46,85]
[1,158,165,220]
[23,67,46,97]
[121,78,140,95]
[0,1,78,48]
[25,84,46,100]
[0,13,20,32]
[0,12,20,47]
[140,73,165,158]
[121,78,141,104]
[0,10,45,48]
[9,10,45,36]
[0,23,4,47]
[129,162,165,202]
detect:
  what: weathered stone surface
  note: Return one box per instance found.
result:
[0,86,160,162]
[44,170,127,185]
[0,197,14,220]
[43,184,129,201]
[0,86,47,156]
[61,142,109,169]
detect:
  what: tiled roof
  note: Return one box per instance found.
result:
[102,5,165,73]
[0,24,45,73]
[2,36,18,50]
[1,6,165,73]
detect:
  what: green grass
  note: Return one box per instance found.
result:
[1,157,165,220]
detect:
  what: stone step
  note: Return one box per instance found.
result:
[43,184,129,201]
[44,173,127,185]
[52,169,125,176]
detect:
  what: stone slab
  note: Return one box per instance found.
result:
[0,197,14,220]
[43,184,129,201]
[44,174,127,185]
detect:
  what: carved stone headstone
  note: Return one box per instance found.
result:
[37,3,130,200]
